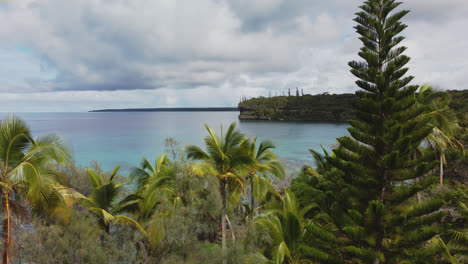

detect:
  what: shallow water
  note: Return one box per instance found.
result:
[3,112,349,172]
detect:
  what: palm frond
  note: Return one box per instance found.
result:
[141,157,155,173]
[204,124,225,160]
[220,172,244,190]
[129,167,151,190]
[89,207,114,226]
[147,217,167,249]
[8,198,30,221]
[109,165,121,181]
[0,115,33,167]
[255,216,284,243]
[86,168,103,189]
[31,134,71,165]
[275,241,292,264]
[114,215,147,235]
[91,181,122,210]
[257,140,276,159]
[185,145,211,160]
[189,162,217,177]
[155,153,170,173]
[113,194,142,214]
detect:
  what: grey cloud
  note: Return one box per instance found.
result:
[0,0,467,111]
[1,0,356,94]
[404,0,468,23]
[226,0,359,33]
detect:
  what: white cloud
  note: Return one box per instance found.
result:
[0,0,467,111]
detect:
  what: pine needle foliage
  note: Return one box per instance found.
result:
[293,1,450,263]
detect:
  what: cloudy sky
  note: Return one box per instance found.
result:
[1,0,467,112]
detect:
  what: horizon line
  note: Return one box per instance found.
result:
[89,106,240,112]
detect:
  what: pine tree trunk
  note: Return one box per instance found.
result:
[373,2,384,263]
[221,179,227,264]
[2,193,11,264]
[413,153,422,204]
[439,154,444,186]
[374,169,387,264]
[416,177,422,204]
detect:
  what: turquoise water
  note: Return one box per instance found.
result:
[4,112,349,171]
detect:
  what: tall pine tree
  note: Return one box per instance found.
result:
[292,0,450,263]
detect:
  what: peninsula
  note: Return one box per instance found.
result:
[238,90,468,122]
[238,93,357,121]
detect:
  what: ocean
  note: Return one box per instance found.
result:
[2,112,349,172]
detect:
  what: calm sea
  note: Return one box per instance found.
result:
[3,112,349,172]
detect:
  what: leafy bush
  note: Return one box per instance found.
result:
[13,212,146,264]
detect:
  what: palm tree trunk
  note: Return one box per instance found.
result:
[221,179,227,264]
[2,193,11,264]
[440,154,444,186]
[225,215,235,242]
[248,175,254,236]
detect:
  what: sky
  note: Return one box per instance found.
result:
[0,0,467,112]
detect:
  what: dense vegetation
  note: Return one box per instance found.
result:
[238,93,358,121]
[1,0,467,263]
[238,90,468,122]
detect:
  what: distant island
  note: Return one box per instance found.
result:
[238,90,468,123]
[90,107,239,112]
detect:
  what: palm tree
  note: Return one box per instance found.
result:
[415,85,465,185]
[118,153,175,221]
[245,138,285,232]
[427,128,465,185]
[255,191,314,264]
[186,122,251,263]
[0,115,70,263]
[115,153,177,250]
[81,166,145,234]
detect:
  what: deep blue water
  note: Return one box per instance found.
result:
[2,112,349,172]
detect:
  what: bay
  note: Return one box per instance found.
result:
[2,112,349,172]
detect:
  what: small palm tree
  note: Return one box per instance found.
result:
[307,146,332,174]
[245,138,285,232]
[81,166,145,234]
[186,122,252,263]
[255,191,314,264]
[130,152,171,192]
[415,85,465,185]
[116,153,177,250]
[118,153,175,221]
[427,128,465,185]
[0,115,70,263]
